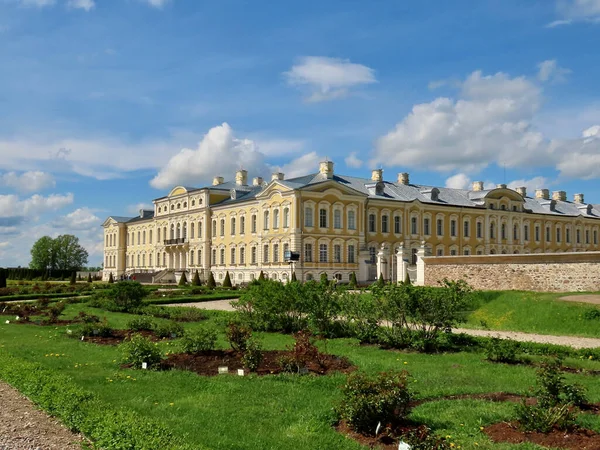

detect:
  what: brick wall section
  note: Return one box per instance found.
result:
[422,252,600,292]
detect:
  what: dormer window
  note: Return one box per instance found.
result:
[489,204,495,210]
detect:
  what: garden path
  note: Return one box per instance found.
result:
[169,300,600,349]
[559,294,600,305]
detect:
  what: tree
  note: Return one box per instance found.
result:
[179,272,188,286]
[30,235,88,271]
[207,272,216,288]
[291,271,297,282]
[192,270,201,286]
[70,271,76,285]
[108,273,114,284]
[223,271,232,288]
[87,273,92,283]
[349,272,357,288]
[377,272,385,287]
[0,268,6,289]
[258,271,265,282]
[320,273,328,285]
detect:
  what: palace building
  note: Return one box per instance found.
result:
[102,160,600,284]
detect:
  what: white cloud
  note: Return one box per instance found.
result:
[537,59,571,83]
[250,138,305,157]
[284,56,377,102]
[555,0,600,22]
[0,171,55,193]
[17,0,55,7]
[141,0,170,7]
[371,66,600,181]
[277,152,323,179]
[344,152,364,168]
[127,203,154,215]
[0,193,73,223]
[67,0,95,11]
[507,176,550,194]
[445,173,472,190]
[51,207,101,230]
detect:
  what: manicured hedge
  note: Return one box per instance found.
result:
[146,292,241,305]
[0,353,194,450]
[0,292,93,301]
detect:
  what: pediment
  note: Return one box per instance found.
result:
[300,180,367,197]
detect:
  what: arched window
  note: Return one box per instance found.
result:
[273,210,279,228]
[501,223,506,240]
[137,254,140,267]
[163,252,166,266]
[334,210,342,229]
[263,244,269,262]
[191,223,195,239]
[231,218,236,235]
[382,215,389,233]
[490,222,495,239]
[240,247,245,265]
[273,244,279,262]
[220,248,225,265]
[348,210,356,230]
[305,207,313,227]
[183,223,187,239]
[137,231,140,245]
[149,253,153,267]
[283,208,290,228]
[220,219,225,237]
[368,214,376,233]
[240,216,245,234]
[513,225,518,241]
[198,221,202,238]
[231,247,236,264]
[143,231,146,244]
[149,230,152,243]
[411,217,417,235]
[212,220,217,237]
[176,223,181,239]
[142,253,146,267]
[264,211,269,230]
[190,250,194,266]
[251,246,257,264]
[251,215,257,233]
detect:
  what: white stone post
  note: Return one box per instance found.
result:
[415,240,431,286]
[376,244,388,281]
[396,244,410,284]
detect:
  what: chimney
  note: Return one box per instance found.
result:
[319,160,334,179]
[271,172,284,181]
[472,181,484,191]
[212,176,224,186]
[252,177,264,186]
[574,193,584,204]
[371,168,383,182]
[552,190,567,201]
[397,172,409,185]
[535,189,549,200]
[235,169,248,186]
[496,183,507,189]
[515,186,527,197]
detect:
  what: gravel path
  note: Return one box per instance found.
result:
[0,381,85,450]
[559,294,600,305]
[169,299,600,349]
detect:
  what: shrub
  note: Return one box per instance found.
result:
[337,371,412,435]
[192,270,201,286]
[80,319,112,337]
[108,273,114,284]
[87,273,92,283]
[206,272,216,288]
[69,271,76,285]
[120,334,162,369]
[127,316,156,332]
[516,402,575,433]
[258,271,265,282]
[47,301,66,322]
[226,321,252,352]
[154,321,185,338]
[77,311,100,323]
[36,297,51,310]
[180,328,218,353]
[400,426,451,449]
[291,271,297,282]
[107,281,147,312]
[320,273,328,285]
[178,272,187,286]
[485,337,521,363]
[241,338,263,372]
[339,291,380,344]
[349,272,357,288]
[223,271,232,288]
[165,307,206,322]
[283,330,324,372]
[583,308,600,320]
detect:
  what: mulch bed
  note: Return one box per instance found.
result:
[81,329,168,345]
[9,318,80,326]
[161,349,355,376]
[485,422,600,449]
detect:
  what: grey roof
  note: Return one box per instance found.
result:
[125,210,155,223]
[109,216,133,223]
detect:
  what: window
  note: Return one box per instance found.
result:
[348,245,355,264]
[546,226,550,243]
[191,200,195,206]
[198,221,203,239]
[231,248,236,265]
[566,228,571,244]
[251,247,257,264]
[177,203,181,209]
[368,214,376,233]
[334,244,341,263]
[190,223,194,239]
[137,254,140,267]
[231,218,236,235]
[437,219,443,236]
[437,248,443,256]
[463,221,470,238]
[334,210,342,229]
[524,225,529,241]
[240,247,245,265]
[576,229,581,244]
[198,250,202,265]
[411,217,418,235]
[464,249,470,255]
[514,225,518,241]
[273,244,279,263]
[594,230,598,245]
[163,252,166,266]
[319,208,327,228]
[190,250,194,266]
[476,222,482,239]
[450,220,457,237]
[273,210,279,229]
[556,227,561,243]
[424,218,430,235]
[394,216,401,234]
[283,243,289,259]
[348,211,356,230]
[490,223,495,239]
[264,211,269,230]
[212,249,217,265]
[535,226,540,242]
[157,228,161,243]
[240,217,245,234]
[586,230,590,245]
[450,249,457,256]
[251,215,257,233]
[283,208,289,228]
[319,244,328,263]
[220,219,225,237]
[220,249,225,265]
[183,223,187,239]
[381,215,389,233]
[501,223,506,240]
[304,243,313,262]
[212,220,216,237]
[263,244,269,263]
[137,231,141,245]
[369,247,377,263]
[171,204,174,210]
[305,207,313,227]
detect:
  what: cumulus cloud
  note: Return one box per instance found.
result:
[17,0,55,7]
[554,0,600,23]
[51,207,101,230]
[507,176,550,194]
[141,0,171,7]
[344,152,364,168]
[537,59,571,83]
[445,173,472,190]
[284,56,377,102]
[277,152,323,179]
[371,64,600,181]
[67,0,95,11]
[0,171,55,193]
[0,193,73,218]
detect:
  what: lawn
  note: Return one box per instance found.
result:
[2,301,600,449]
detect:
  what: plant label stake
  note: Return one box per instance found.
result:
[81,336,84,341]
[375,421,382,436]
[142,362,148,369]
[398,441,411,450]
[218,366,228,374]
[237,369,244,376]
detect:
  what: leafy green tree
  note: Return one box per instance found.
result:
[108,281,147,312]
[206,272,216,288]
[258,271,265,282]
[87,273,92,283]
[178,272,188,286]
[320,273,328,285]
[70,271,76,285]
[377,272,385,287]
[223,271,232,288]
[192,270,201,286]
[29,236,55,271]
[349,272,357,288]
[30,235,88,271]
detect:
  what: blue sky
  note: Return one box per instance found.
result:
[1,0,600,267]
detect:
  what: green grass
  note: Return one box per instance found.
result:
[462,291,600,337]
[2,303,600,449]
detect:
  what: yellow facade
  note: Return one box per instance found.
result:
[102,162,600,283]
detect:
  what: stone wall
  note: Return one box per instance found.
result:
[422,252,600,292]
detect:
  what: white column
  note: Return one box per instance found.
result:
[376,243,388,281]
[396,244,410,284]
[415,240,431,286]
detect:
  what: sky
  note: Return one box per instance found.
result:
[1,0,600,267]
